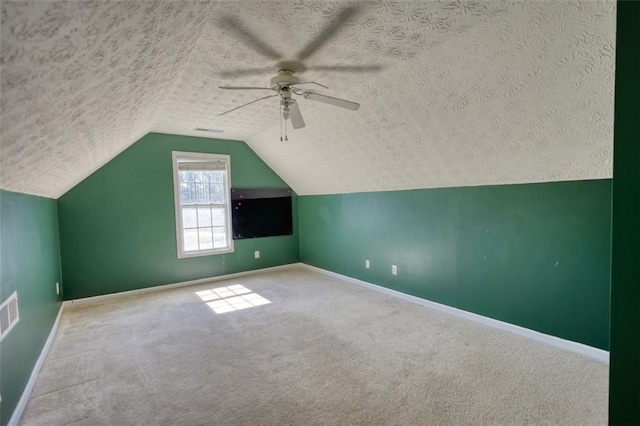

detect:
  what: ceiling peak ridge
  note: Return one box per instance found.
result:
[148,2,221,132]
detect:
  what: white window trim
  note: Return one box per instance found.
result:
[0,291,19,342]
[172,151,234,258]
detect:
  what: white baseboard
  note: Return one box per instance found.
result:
[300,263,610,364]
[10,261,606,426]
[65,263,303,306]
[8,302,65,426]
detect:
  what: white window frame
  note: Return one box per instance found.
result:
[0,291,19,342]
[172,151,234,258]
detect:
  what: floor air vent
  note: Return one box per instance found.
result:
[0,291,19,341]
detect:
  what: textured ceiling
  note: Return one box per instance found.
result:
[1,1,615,198]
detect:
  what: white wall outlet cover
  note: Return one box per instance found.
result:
[56,282,59,295]
[392,265,398,275]
[254,251,260,259]
[365,260,370,269]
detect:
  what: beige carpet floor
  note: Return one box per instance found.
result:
[21,266,608,425]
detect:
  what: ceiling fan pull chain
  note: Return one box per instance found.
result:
[280,102,283,142]
[284,113,288,141]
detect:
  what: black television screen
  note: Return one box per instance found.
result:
[231,188,293,239]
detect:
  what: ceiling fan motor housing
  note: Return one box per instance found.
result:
[271,70,301,88]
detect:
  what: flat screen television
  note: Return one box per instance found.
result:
[231,188,293,239]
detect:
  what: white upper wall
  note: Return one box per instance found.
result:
[0,1,615,198]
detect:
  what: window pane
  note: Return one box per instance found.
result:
[198,227,213,250]
[183,229,199,252]
[180,182,195,204]
[182,207,197,228]
[195,183,210,204]
[198,206,212,226]
[209,171,223,183]
[202,172,215,183]
[179,171,195,183]
[209,183,225,204]
[211,207,225,226]
[213,227,227,249]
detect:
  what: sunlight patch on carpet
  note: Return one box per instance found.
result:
[196,285,271,314]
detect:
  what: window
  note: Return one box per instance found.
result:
[0,291,19,342]
[172,151,233,258]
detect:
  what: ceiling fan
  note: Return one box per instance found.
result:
[216,4,381,139]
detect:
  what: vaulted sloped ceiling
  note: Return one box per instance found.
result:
[0,1,615,199]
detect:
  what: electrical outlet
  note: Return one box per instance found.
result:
[365,260,370,269]
[254,251,260,259]
[392,265,398,275]
[56,282,59,295]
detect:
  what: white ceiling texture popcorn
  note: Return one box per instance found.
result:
[0,1,615,198]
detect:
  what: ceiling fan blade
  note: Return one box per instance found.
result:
[288,100,305,129]
[295,4,364,61]
[302,92,360,111]
[218,86,274,91]
[219,94,278,116]
[307,64,384,73]
[217,67,276,79]
[218,15,282,61]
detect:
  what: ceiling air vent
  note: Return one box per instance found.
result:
[194,128,224,133]
[0,291,19,341]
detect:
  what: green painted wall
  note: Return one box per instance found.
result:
[58,133,298,300]
[300,180,611,350]
[609,0,640,423]
[0,190,63,426]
